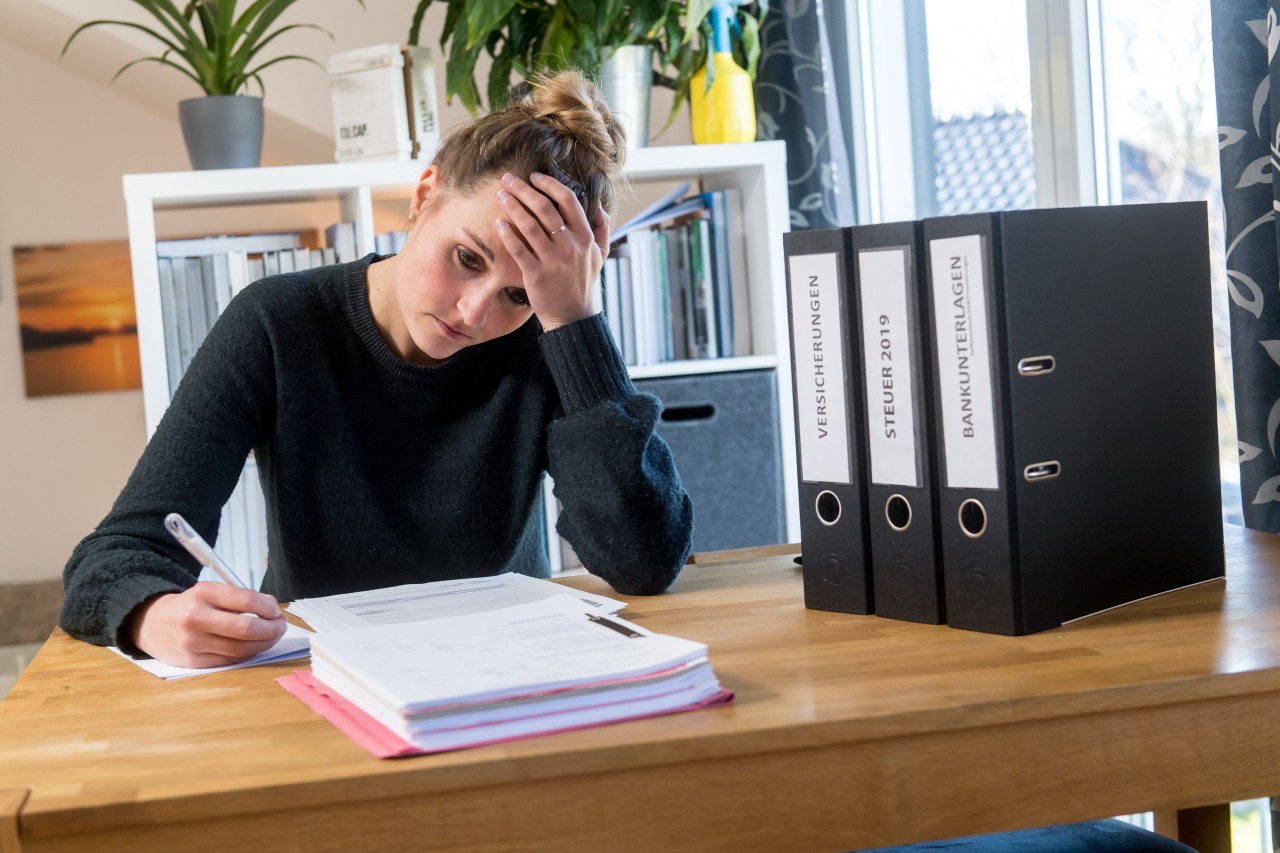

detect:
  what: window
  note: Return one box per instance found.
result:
[924,0,1037,217]
[844,0,1241,525]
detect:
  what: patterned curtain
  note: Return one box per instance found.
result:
[1212,1,1280,531]
[754,0,855,229]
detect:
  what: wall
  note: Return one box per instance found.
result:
[0,2,689,587]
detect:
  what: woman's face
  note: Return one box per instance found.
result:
[388,168,534,364]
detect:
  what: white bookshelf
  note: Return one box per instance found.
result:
[123,141,799,581]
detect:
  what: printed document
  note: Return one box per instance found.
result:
[287,572,625,632]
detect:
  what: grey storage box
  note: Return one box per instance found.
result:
[636,369,786,554]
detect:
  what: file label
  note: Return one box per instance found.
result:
[929,235,999,490]
[789,252,851,485]
[858,248,920,488]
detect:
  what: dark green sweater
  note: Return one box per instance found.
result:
[61,256,693,652]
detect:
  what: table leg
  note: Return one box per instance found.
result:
[1152,804,1231,853]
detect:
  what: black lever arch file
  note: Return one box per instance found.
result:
[922,202,1224,635]
[784,228,874,614]
[850,221,945,624]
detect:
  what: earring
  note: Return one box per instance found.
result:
[408,213,416,222]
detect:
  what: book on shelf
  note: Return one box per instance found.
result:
[324,222,357,264]
[184,257,210,355]
[328,44,440,163]
[156,232,334,392]
[156,233,301,257]
[604,184,747,367]
[702,188,750,357]
[156,258,182,393]
[688,214,718,359]
[374,229,407,255]
[198,256,218,326]
[280,593,732,756]
[611,181,693,243]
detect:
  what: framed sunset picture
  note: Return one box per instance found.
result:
[13,240,141,397]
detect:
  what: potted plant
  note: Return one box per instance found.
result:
[62,0,362,170]
[408,0,765,141]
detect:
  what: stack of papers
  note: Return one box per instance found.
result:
[282,594,731,755]
[287,572,626,631]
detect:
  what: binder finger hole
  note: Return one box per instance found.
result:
[815,490,842,526]
[885,494,912,532]
[958,499,988,539]
[1017,355,1056,376]
[1024,461,1061,482]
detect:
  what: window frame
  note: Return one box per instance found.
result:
[845,0,1108,222]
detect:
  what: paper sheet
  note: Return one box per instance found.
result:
[287,572,625,632]
[108,622,312,679]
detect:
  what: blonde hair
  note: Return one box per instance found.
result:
[430,70,627,225]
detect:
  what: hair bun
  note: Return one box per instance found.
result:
[428,67,628,223]
[525,70,626,176]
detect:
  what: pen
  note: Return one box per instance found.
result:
[164,512,250,589]
[586,613,643,638]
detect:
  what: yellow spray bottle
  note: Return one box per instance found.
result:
[690,0,757,144]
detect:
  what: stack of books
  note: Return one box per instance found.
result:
[604,182,750,366]
[156,232,308,392]
[280,593,731,756]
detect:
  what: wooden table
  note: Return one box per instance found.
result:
[3,526,1279,853]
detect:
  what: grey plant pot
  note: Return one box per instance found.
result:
[178,95,264,170]
[599,45,653,148]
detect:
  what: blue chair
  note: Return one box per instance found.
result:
[859,819,1197,852]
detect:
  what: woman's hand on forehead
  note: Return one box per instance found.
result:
[493,170,611,332]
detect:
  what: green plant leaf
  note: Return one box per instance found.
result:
[111,53,204,89]
[444,11,483,113]
[633,0,671,42]
[65,0,360,96]
[465,0,519,51]
[507,4,547,58]
[683,0,713,45]
[125,0,204,50]
[229,0,300,67]
[62,19,188,61]
[593,0,623,41]
[190,2,226,92]
[538,3,573,73]
[488,39,516,110]
[440,1,463,52]
[408,0,433,45]
[244,52,324,80]
[659,17,683,66]
[564,0,595,27]
[228,0,359,89]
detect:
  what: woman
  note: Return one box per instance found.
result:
[60,71,694,668]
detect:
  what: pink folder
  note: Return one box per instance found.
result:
[277,670,734,759]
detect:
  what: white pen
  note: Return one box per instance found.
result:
[164,512,250,589]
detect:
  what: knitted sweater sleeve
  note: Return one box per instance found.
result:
[59,284,276,651]
[538,313,694,595]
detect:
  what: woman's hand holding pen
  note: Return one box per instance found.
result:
[128,584,288,669]
[494,171,611,331]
